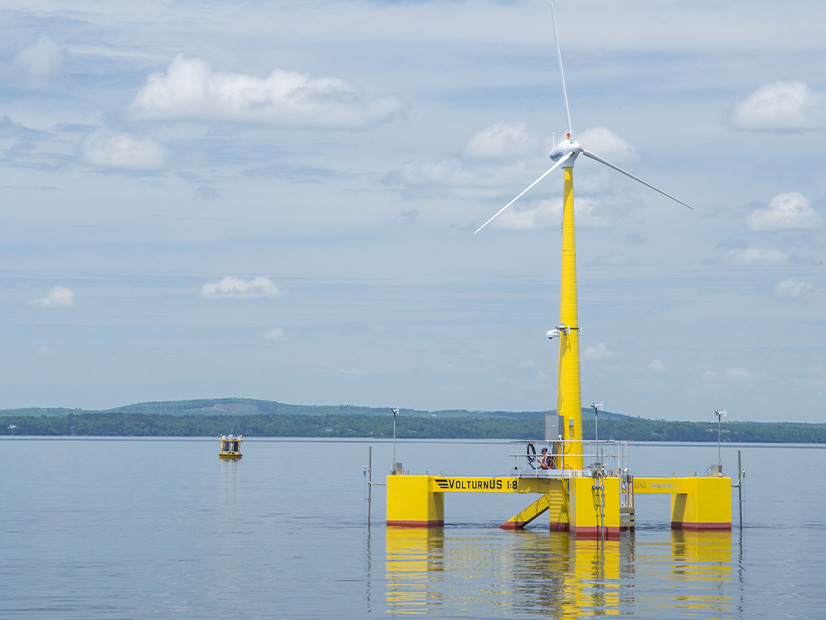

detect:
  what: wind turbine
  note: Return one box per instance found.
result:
[475,4,693,471]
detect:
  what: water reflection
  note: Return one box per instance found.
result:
[667,530,732,616]
[385,527,733,617]
[511,533,625,617]
[385,527,445,611]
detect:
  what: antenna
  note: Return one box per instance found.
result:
[715,409,727,468]
[391,407,399,473]
[591,401,603,460]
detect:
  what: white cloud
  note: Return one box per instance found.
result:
[396,125,636,218]
[463,122,537,160]
[746,192,820,231]
[340,367,364,377]
[721,247,787,266]
[201,276,280,299]
[129,55,402,128]
[702,367,753,381]
[264,328,285,341]
[773,277,814,299]
[13,34,64,89]
[491,198,559,231]
[731,81,826,132]
[584,342,613,362]
[724,367,753,380]
[492,195,608,232]
[80,129,166,170]
[29,285,75,308]
[648,360,666,373]
[573,127,637,164]
[395,159,475,188]
[36,345,55,356]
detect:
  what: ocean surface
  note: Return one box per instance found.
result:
[2,437,824,619]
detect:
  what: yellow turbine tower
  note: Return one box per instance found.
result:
[474,4,693,471]
[386,4,731,536]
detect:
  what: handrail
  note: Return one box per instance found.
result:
[510,438,629,471]
[508,439,633,509]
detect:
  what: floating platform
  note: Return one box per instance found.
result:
[386,440,731,537]
[384,6,736,539]
[219,434,243,459]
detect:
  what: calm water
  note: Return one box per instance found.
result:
[1,438,824,618]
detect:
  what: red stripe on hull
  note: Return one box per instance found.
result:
[386,520,444,528]
[571,526,622,539]
[672,521,732,531]
[500,521,525,530]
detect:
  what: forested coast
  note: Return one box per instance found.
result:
[2,399,824,443]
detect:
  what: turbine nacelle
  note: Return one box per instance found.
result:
[549,136,580,166]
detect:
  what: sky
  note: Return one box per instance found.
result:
[1,0,824,423]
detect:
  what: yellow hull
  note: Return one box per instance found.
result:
[387,473,731,534]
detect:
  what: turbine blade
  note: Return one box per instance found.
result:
[581,149,694,210]
[551,3,573,137]
[474,152,571,234]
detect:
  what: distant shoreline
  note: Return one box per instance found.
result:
[2,399,824,443]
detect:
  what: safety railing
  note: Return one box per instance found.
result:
[509,439,625,474]
[509,439,633,511]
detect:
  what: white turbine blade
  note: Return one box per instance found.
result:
[474,152,571,234]
[551,3,573,137]
[581,149,694,210]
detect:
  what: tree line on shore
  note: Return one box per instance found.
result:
[3,410,826,443]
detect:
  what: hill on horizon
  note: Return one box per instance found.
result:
[1,397,631,421]
[3,397,826,443]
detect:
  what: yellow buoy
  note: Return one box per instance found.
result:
[219,434,243,459]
